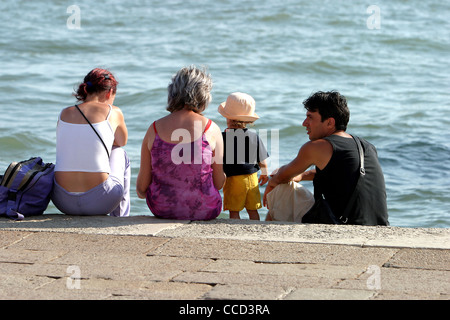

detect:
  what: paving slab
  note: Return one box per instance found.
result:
[383,248,449,270]
[203,284,286,300]
[151,237,399,266]
[0,214,449,302]
[284,288,376,300]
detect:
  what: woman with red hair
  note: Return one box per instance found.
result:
[51,68,130,216]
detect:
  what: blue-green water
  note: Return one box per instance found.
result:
[1,0,449,227]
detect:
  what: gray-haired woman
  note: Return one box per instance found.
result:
[136,66,225,220]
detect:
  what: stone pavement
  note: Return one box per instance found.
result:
[0,214,448,301]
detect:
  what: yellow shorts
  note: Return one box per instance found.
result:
[223,172,262,211]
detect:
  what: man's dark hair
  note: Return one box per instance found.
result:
[303,91,350,131]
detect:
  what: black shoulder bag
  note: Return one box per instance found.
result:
[74,105,110,158]
[302,135,365,225]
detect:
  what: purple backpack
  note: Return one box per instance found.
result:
[0,157,55,220]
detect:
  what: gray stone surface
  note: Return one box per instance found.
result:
[0,214,449,301]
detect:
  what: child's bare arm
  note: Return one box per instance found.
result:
[258,159,269,185]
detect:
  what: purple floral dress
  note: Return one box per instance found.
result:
[146,120,222,220]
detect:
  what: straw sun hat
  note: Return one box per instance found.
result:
[218,92,259,122]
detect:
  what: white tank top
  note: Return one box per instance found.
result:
[55,105,114,173]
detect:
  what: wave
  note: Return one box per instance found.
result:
[0,132,54,151]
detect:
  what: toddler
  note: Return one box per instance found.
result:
[218,92,269,220]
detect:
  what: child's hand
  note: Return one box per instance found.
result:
[259,174,269,186]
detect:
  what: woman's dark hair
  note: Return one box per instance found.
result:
[303,91,350,131]
[74,68,118,101]
[167,65,212,114]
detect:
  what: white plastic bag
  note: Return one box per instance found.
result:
[266,181,315,222]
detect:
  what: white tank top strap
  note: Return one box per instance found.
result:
[106,104,113,120]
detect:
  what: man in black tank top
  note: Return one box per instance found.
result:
[263,91,388,226]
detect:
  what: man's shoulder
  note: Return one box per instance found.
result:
[300,139,334,169]
[306,138,334,150]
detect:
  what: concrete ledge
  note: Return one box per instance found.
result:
[1,214,448,300]
[0,214,448,249]
[0,214,189,237]
[158,219,450,250]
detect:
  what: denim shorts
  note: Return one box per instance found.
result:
[52,177,124,216]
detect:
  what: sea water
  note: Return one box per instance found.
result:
[0,0,448,227]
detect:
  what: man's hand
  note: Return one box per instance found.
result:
[263,179,277,208]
